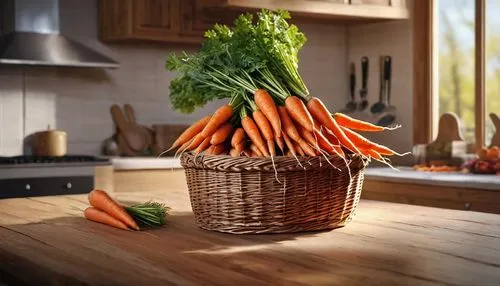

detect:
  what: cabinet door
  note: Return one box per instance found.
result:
[179,0,216,38]
[133,0,181,40]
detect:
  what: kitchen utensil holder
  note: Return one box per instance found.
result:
[181,152,367,234]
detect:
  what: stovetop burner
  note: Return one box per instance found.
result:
[0,155,110,165]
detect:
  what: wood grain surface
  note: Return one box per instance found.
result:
[1,189,500,285]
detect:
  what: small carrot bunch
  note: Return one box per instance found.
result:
[165,10,408,165]
[83,189,170,231]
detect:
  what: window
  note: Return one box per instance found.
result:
[414,0,499,149]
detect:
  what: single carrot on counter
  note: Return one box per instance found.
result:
[84,207,130,231]
[88,189,139,230]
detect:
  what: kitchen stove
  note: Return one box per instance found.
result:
[0,155,111,199]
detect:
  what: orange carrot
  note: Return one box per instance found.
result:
[184,133,206,151]
[253,110,276,156]
[322,129,345,158]
[334,113,391,132]
[235,141,246,153]
[88,189,139,230]
[231,128,246,147]
[285,96,314,132]
[194,137,211,154]
[175,138,194,156]
[282,131,297,156]
[277,106,301,142]
[294,142,305,156]
[249,144,264,157]
[205,145,215,155]
[201,104,233,138]
[340,126,397,156]
[229,148,240,157]
[297,139,316,156]
[255,89,281,137]
[84,207,130,231]
[210,123,233,145]
[241,114,269,156]
[170,115,211,150]
[306,97,360,154]
[241,150,251,157]
[211,144,227,155]
[364,148,383,160]
[275,135,285,153]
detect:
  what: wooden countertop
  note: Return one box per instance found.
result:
[1,190,500,285]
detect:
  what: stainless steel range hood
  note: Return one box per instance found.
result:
[0,0,119,68]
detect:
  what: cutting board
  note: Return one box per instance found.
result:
[425,112,467,165]
[490,113,500,147]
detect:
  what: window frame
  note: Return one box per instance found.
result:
[413,0,486,149]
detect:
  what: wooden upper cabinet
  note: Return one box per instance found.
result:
[132,0,180,40]
[98,0,212,44]
[98,0,409,44]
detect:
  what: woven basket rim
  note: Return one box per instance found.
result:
[180,152,368,173]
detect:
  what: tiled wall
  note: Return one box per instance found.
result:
[0,0,348,156]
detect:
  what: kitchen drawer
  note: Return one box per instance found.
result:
[0,176,94,199]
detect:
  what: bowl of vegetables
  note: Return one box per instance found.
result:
[166,10,406,234]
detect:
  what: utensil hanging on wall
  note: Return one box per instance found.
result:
[358,56,369,111]
[370,55,387,114]
[377,56,396,126]
[344,62,357,112]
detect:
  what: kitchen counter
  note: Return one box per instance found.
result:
[365,167,500,191]
[363,167,500,214]
[1,190,500,285]
[110,157,181,170]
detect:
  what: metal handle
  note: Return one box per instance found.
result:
[361,56,368,90]
[349,63,356,101]
[384,56,392,104]
[379,55,385,102]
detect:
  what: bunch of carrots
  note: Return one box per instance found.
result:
[168,91,403,164]
[165,10,407,165]
[84,189,170,231]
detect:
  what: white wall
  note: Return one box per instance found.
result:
[0,0,348,156]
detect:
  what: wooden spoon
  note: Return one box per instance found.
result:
[110,104,147,152]
[123,104,153,148]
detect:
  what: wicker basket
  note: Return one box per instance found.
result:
[181,152,368,234]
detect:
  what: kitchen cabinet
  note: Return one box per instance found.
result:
[98,0,409,45]
[98,0,231,44]
[204,0,409,23]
